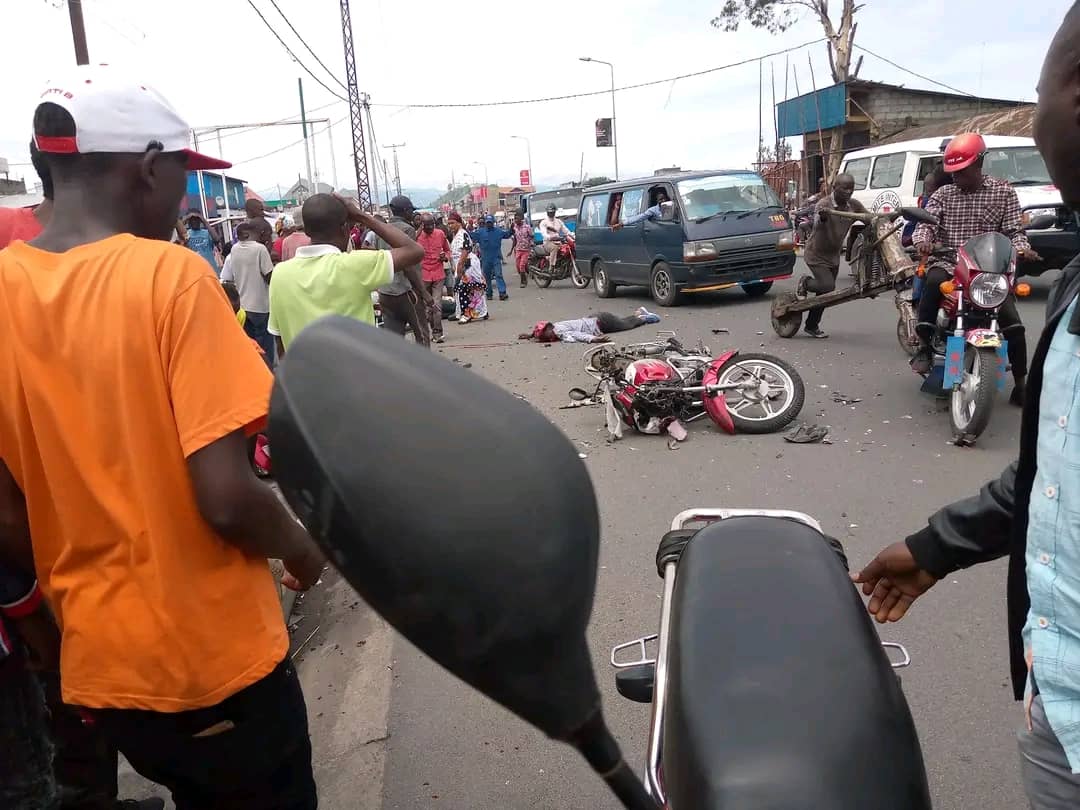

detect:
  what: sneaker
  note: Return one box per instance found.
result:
[796,275,811,298]
[910,347,932,375]
[636,306,661,325]
[520,276,528,288]
[486,294,494,301]
[804,326,828,339]
[500,293,509,301]
[458,316,470,324]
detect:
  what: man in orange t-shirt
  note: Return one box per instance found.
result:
[0,65,324,809]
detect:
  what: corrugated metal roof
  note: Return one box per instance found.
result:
[877,105,1035,144]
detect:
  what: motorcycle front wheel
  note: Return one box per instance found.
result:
[716,353,805,434]
[950,345,997,442]
[571,263,589,289]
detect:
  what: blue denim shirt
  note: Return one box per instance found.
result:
[1025,295,1080,772]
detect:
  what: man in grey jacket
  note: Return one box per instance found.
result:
[854,8,1080,803]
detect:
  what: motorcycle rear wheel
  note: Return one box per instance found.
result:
[716,353,805,434]
[950,346,997,442]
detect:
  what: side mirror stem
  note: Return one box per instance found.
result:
[570,710,655,809]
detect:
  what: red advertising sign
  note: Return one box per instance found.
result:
[519,169,531,187]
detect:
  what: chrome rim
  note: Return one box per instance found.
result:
[718,359,796,422]
[654,269,671,299]
[951,348,983,431]
[595,267,608,292]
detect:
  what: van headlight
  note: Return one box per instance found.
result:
[777,232,794,250]
[683,240,718,262]
[1022,207,1056,226]
[969,273,1009,309]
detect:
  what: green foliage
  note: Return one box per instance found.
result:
[710,0,801,34]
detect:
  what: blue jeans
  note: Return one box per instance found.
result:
[243,310,275,369]
[482,260,506,297]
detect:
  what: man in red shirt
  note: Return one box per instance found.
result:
[0,141,52,249]
[417,213,451,344]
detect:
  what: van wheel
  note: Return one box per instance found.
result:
[594,261,617,298]
[651,262,681,307]
[742,282,773,298]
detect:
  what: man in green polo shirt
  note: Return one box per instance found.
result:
[268,194,425,355]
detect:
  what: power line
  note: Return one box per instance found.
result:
[245,0,348,102]
[230,115,349,166]
[369,39,826,109]
[193,100,346,143]
[852,45,975,97]
[266,0,348,91]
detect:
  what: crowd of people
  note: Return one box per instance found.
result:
[2,6,1080,807]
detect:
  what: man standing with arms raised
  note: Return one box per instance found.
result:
[377,195,433,346]
[0,65,324,808]
[854,7,1080,803]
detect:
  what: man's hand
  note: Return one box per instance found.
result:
[1019,247,1044,263]
[818,209,829,222]
[916,241,933,258]
[851,542,939,623]
[334,193,368,224]
[282,545,326,592]
[611,223,624,231]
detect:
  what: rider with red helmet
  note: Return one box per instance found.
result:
[910,132,1042,405]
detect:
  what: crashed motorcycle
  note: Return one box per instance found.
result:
[571,334,805,438]
[528,235,588,289]
[270,317,932,810]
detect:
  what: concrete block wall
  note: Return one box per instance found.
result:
[859,87,1019,136]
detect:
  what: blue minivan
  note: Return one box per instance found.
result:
[574,171,796,306]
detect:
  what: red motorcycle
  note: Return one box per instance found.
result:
[528,236,588,289]
[573,335,805,438]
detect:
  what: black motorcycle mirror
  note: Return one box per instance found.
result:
[898,205,938,226]
[269,317,653,810]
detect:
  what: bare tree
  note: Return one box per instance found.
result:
[712,0,862,180]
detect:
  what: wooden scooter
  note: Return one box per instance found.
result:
[770,207,935,337]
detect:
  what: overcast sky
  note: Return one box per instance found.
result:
[1,0,1071,197]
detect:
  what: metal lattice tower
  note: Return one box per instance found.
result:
[339,0,371,208]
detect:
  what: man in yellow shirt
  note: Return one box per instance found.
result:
[0,65,324,808]
[269,193,424,356]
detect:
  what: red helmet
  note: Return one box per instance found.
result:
[943,132,987,173]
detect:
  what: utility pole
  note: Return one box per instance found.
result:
[298,78,314,199]
[362,95,379,210]
[382,160,391,207]
[68,0,89,65]
[339,0,372,208]
[384,143,404,197]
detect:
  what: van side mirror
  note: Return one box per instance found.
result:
[1026,213,1057,231]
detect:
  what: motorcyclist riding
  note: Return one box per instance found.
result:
[539,203,572,272]
[910,132,1040,405]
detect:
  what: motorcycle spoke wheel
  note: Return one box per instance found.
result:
[716,354,805,434]
[949,346,997,442]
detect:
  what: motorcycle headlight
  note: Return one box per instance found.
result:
[969,273,1009,309]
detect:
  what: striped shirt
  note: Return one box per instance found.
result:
[913,176,1030,254]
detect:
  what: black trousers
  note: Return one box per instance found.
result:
[917,266,1027,378]
[379,290,430,348]
[804,259,839,330]
[595,312,645,334]
[93,660,316,810]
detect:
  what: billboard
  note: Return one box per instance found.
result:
[595,118,613,148]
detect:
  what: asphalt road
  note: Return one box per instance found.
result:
[372,258,1059,810]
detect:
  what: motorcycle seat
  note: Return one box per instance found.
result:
[531,244,549,259]
[662,515,930,810]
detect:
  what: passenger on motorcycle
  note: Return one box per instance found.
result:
[539,204,572,273]
[910,132,1041,405]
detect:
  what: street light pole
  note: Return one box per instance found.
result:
[510,135,532,187]
[579,57,618,181]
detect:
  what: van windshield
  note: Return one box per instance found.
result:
[983,147,1052,186]
[677,173,782,222]
[527,191,580,221]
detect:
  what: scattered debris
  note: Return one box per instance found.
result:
[667,439,681,450]
[462,362,473,369]
[578,452,588,459]
[784,423,830,444]
[711,328,730,334]
[831,391,862,405]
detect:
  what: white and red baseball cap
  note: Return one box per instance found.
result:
[33,64,230,171]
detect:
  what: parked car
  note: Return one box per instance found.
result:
[574,171,796,306]
[839,136,1077,277]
